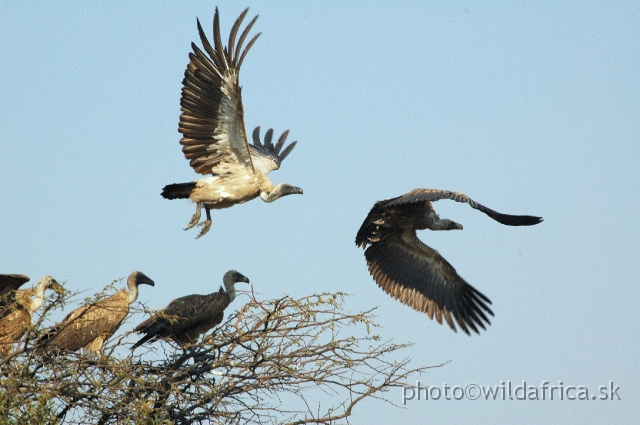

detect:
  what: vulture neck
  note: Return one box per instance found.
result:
[259,177,278,203]
[126,277,140,304]
[223,277,238,303]
[30,279,48,313]
[259,176,302,203]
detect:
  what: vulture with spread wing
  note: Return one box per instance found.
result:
[0,276,63,355]
[132,270,249,349]
[41,271,154,354]
[355,188,543,335]
[163,8,302,238]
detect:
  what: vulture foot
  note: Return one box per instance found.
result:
[184,203,203,230]
[196,220,212,238]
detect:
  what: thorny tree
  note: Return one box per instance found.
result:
[0,282,436,424]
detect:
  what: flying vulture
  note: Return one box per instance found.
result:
[163,7,302,238]
[355,188,543,335]
[131,270,250,349]
[0,276,63,355]
[41,271,154,354]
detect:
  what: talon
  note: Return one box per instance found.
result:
[184,202,203,230]
[195,220,212,238]
[184,215,200,230]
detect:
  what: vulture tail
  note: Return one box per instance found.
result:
[161,182,196,199]
[131,334,153,350]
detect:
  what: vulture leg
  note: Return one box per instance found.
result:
[184,202,203,230]
[196,207,212,239]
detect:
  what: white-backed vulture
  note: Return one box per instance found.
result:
[355,188,543,335]
[162,8,302,238]
[132,270,249,349]
[0,276,62,355]
[42,271,154,354]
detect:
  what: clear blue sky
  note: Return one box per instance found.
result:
[1,1,638,423]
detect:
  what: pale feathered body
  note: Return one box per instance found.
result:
[356,188,542,335]
[0,276,61,355]
[42,271,154,354]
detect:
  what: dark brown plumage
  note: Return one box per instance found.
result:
[41,271,154,354]
[355,188,543,335]
[0,276,62,355]
[0,274,30,307]
[164,8,302,238]
[132,270,249,350]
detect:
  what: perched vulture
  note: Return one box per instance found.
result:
[0,276,62,355]
[163,7,302,238]
[132,270,250,349]
[355,188,543,335]
[41,271,154,354]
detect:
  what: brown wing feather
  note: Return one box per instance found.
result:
[133,291,230,348]
[364,229,493,335]
[385,188,543,226]
[45,291,130,352]
[179,8,261,176]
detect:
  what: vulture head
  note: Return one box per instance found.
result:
[37,276,63,289]
[38,275,64,291]
[439,219,463,230]
[128,271,155,288]
[224,270,250,284]
[27,276,65,311]
[125,271,155,304]
[223,270,250,302]
[279,183,304,197]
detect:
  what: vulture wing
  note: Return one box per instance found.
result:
[365,228,494,335]
[249,127,297,175]
[133,292,230,348]
[179,7,260,176]
[384,188,543,226]
[0,274,30,308]
[0,292,32,353]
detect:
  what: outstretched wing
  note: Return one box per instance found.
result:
[384,188,543,226]
[365,229,494,335]
[249,126,298,174]
[179,8,261,176]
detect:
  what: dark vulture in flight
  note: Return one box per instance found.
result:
[41,271,154,354]
[163,7,302,238]
[132,270,250,349]
[355,188,543,335]
[0,276,63,355]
